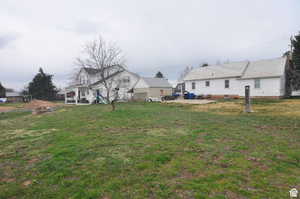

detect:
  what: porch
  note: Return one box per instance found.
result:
[65,85,94,105]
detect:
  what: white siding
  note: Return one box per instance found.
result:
[92,71,139,101]
[239,78,281,97]
[185,78,240,96]
[134,79,149,89]
[185,77,283,97]
[280,75,286,96]
[77,70,89,85]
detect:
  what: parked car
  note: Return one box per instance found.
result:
[0,98,7,103]
[162,95,177,101]
[146,97,162,102]
[183,92,196,99]
[196,95,204,99]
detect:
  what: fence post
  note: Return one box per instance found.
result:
[245,85,252,113]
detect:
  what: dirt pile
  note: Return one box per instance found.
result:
[24,100,57,113]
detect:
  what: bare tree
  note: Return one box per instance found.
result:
[178,66,193,82]
[75,35,126,111]
[224,59,230,64]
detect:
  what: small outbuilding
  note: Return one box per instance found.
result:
[6,91,23,102]
[133,77,172,101]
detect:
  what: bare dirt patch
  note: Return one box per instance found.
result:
[0,100,61,113]
[0,106,16,113]
[1,178,16,183]
[22,180,32,187]
[24,100,57,110]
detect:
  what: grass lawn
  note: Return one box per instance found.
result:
[0,102,24,108]
[0,100,299,199]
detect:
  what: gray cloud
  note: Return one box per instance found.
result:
[59,19,106,35]
[0,0,298,89]
[0,33,18,49]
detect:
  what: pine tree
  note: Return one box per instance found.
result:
[201,63,209,67]
[289,32,300,91]
[28,68,57,100]
[0,82,6,97]
[292,33,300,70]
[155,71,164,78]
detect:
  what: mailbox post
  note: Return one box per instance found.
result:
[245,85,252,113]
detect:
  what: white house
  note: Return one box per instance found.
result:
[184,56,289,98]
[65,67,140,104]
[64,67,173,104]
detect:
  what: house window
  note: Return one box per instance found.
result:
[254,79,260,89]
[192,82,196,89]
[225,80,230,88]
[123,76,130,83]
[118,76,130,88]
[205,81,210,87]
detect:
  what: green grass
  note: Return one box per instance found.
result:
[0,111,31,120]
[0,101,299,199]
[0,102,24,107]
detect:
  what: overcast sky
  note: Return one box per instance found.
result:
[0,0,299,90]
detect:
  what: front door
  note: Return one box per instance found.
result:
[160,89,164,96]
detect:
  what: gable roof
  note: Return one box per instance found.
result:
[83,67,101,75]
[184,61,248,81]
[184,57,287,81]
[142,77,172,88]
[6,91,22,97]
[90,70,125,87]
[240,57,287,79]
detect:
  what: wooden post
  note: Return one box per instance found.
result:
[245,85,252,113]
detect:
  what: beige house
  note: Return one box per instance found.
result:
[133,77,172,101]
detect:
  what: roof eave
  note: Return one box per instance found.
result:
[238,75,282,80]
[184,75,241,81]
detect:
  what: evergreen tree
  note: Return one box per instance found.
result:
[292,33,300,70]
[289,32,300,91]
[0,82,5,97]
[28,68,57,100]
[201,63,209,67]
[155,71,164,78]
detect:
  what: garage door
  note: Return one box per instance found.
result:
[133,93,147,101]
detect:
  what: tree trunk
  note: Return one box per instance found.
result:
[111,101,116,111]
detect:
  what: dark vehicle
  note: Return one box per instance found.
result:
[196,95,204,99]
[162,94,179,101]
[183,92,196,99]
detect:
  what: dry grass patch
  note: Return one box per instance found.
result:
[5,128,57,139]
[193,99,300,117]
[193,101,243,115]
